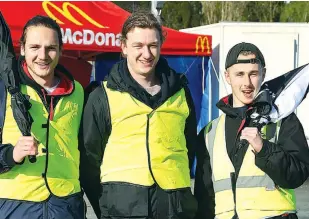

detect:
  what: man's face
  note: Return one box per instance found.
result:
[21,25,61,79]
[225,54,266,107]
[121,27,161,77]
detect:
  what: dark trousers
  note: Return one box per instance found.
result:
[0,193,85,219]
[100,184,197,219]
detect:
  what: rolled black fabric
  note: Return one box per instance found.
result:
[0,12,35,163]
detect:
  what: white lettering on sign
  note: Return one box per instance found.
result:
[61,28,121,47]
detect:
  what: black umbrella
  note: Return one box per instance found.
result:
[261,63,309,123]
[240,63,309,127]
[0,12,36,163]
[237,64,309,148]
[262,64,309,100]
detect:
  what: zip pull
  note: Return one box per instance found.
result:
[147,110,155,119]
[148,104,162,119]
[147,113,152,119]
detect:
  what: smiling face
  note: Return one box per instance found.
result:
[121,27,161,78]
[225,53,266,107]
[20,25,61,81]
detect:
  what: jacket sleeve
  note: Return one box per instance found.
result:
[183,85,198,172]
[0,144,16,173]
[255,112,309,188]
[79,86,110,219]
[194,127,215,219]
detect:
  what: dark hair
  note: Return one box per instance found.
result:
[20,15,63,49]
[120,11,166,45]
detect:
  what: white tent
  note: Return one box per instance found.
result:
[181,22,309,139]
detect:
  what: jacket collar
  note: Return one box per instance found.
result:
[105,57,187,106]
[18,56,75,96]
[217,95,249,119]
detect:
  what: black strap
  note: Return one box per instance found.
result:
[0,80,7,144]
[236,58,261,65]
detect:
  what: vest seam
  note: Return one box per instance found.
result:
[146,111,160,188]
[101,82,112,150]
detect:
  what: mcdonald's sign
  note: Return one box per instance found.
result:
[41,1,121,47]
[195,36,211,54]
[42,1,108,29]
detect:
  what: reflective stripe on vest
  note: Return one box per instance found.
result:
[205,114,296,219]
[0,82,84,201]
[101,81,191,190]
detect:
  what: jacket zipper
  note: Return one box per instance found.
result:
[230,119,245,219]
[43,199,48,219]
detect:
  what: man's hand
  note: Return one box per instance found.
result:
[13,136,38,163]
[240,127,263,153]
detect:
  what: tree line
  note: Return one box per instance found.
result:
[113,1,309,30]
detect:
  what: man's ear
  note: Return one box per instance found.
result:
[262,67,266,82]
[225,70,231,85]
[121,41,127,57]
[20,45,25,56]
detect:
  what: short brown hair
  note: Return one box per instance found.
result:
[120,11,166,45]
[20,15,63,49]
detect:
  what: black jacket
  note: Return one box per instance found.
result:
[194,95,309,219]
[80,57,198,219]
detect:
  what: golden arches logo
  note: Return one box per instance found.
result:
[42,1,108,29]
[195,36,211,54]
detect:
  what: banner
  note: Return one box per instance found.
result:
[0,1,212,57]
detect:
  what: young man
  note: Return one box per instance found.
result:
[80,12,198,219]
[194,42,309,219]
[0,15,85,218]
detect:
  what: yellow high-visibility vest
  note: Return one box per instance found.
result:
[101,82,191,190]
[0,82,84,202]
[205,114,296,219]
